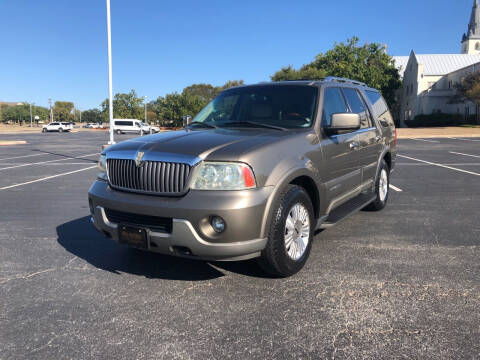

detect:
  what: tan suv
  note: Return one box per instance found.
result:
[89,77,397,277]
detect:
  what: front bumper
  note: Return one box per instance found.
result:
[88,180,272,261]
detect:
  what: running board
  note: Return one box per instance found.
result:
[320,193,375,229]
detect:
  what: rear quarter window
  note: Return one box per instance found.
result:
[365,90,392,127]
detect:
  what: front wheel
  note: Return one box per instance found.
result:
[116,129,121,135]
[58,128,63,133]
[364,159,390,211]
[258,185,314,277]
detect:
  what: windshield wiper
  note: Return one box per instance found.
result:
[187,121,218,129]
[219,121,287,131]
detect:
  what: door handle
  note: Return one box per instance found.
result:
[349,141,360,150]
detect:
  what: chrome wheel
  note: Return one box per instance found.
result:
[379,168,388,201]
[284,203,310,261]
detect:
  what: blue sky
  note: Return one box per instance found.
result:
[0,0,475,110]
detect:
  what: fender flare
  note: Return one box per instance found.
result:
[259,167,324,239]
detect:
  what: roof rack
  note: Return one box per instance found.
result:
[323,76,367,87]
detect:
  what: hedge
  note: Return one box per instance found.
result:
[405,113,477,128]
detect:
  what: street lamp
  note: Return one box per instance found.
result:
[143,96,147,124]
[30,102,34,127]
[106,0,115,145]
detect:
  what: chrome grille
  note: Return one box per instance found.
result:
[107,159,192,195]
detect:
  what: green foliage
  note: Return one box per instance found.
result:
[100,90,144,121]
[271,37,402,109]
[405,112,475,128]
[53,101,75,122]
[1,103,49,124]
[452,71,480,104]
[150,80,244,126]
[81,108,103,123]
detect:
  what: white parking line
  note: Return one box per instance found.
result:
[449,151,480,159]
[398,155,480,176]
[0,153,45,161]
[0,153,99,171]
[389,184,403,192]
[397,163,480,166]
[447,137,480,142]
[0,166,98,191]
[409,138,439,143]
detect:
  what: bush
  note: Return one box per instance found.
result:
[405,113,477,127]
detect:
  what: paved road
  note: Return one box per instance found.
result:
[1,132,479,359]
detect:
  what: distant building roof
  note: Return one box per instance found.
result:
[392,56,409,78]
[392,53,480,77]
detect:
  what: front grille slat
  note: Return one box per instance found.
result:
[107,158,192,196]
[104,208,172,233]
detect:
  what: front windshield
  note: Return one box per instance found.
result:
[193,85,318,129]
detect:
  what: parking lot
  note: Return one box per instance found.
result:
[1,131,479,359]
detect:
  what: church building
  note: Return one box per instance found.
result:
[393,0,480,125]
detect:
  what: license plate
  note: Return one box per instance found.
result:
[119,225,147,249]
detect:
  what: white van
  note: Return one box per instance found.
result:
[113,119,151,135]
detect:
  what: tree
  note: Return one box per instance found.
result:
[100,90,144,120]
[271,37,402,109]
[452,71,480,124]
[81,109,103,123]
[53,101,75,122]
[153,80,245,126]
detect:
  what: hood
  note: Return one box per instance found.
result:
[105,128,289,163]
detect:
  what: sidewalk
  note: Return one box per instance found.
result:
[396,126,480,139]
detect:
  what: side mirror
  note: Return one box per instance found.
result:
[183,115,193,127]
[326,113,360,132]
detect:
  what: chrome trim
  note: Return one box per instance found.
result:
[105,150,202,167]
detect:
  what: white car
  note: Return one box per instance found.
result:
[42,122,73,133]
[113,119,151,135]
[143,123,160,133]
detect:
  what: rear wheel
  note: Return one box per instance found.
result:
[365,159,389,211]
[42,128,47,133]
[116,129,121,135]
[58,128,63,133]
[258,185,314,277]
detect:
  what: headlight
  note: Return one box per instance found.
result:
[191,162,256,190]
[98,154,107,180]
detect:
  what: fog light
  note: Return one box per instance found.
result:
[211,216,226,233]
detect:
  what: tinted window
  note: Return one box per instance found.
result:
[322,87,348,126]
[115,121,133,126]
[365,90,389,119]
[194,85,318,129]
[51,123,59,126]
[342,88,371,128]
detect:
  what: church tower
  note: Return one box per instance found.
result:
[462,0,480,54]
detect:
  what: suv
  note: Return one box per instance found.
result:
[42,122,73,133]
[89,78,397,277]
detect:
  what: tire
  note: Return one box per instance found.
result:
[257,185,314,277]
[364,159,390,211]
[42,128,47,133]
[58,128,63,133]
[116,129,121,135]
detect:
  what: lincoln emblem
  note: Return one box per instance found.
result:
[135,151,145,167]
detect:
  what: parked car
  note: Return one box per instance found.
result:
[143,122,160,133]
[42,122,73,133]
[113,119,151,135]
[89,78,397,277]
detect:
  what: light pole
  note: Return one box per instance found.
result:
[29,103,34,127]
[48,98,53,123]
[143,96,147,124]
[106,0,115,145]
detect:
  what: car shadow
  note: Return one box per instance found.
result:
[57,216,271,281]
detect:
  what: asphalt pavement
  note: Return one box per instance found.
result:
[0,131,479,359]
